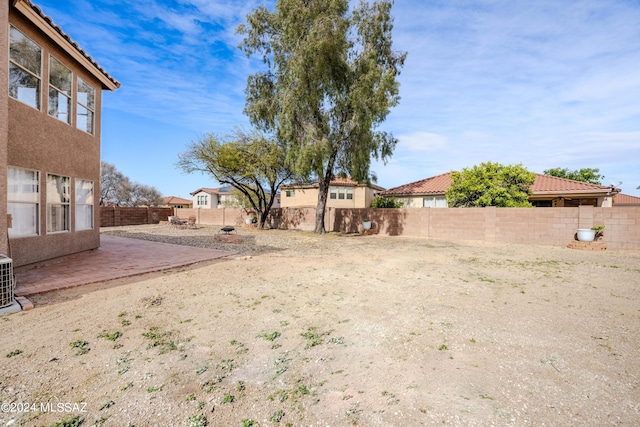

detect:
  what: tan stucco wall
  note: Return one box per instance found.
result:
[7,9,105,267]
[281,187,317,208]
[0,1,9,257]
[281,186,377,209]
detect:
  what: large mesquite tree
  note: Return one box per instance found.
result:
[238,0,406,233]
[177,129,293,229]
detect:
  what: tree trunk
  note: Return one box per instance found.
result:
[315,154,336,234]
[315,179,329,233]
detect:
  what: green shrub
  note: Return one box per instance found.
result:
[371,195,403,208]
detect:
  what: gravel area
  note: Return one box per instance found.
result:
[100,223,317,256]
[1,224,639,427]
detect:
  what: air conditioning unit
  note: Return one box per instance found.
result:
[0,255,15,309]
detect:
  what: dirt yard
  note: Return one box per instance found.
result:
[1,226,639,427]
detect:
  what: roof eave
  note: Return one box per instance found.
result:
[14,0,120,91]
[529,190,614,199]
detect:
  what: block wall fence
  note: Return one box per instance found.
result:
[99,207,173,227]
[103,206,640,251]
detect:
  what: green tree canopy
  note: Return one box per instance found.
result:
[370,194,403,208]
[176,129,293,229]
[445,162,536,208]
[238,0,406,233]
[543,167,604,185]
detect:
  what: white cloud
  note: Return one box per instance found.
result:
[35,0,640,197]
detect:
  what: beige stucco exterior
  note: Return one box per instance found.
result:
[191,187,281,209]
[3,1,118,267]
[396,193,615,209]
[281,183,381,209]
[0,0,9,258]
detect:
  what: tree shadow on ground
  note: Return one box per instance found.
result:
[333,208,408,236]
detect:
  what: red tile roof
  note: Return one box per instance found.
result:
[532,174,617,195]
[162,196,192,205]
[283,177,385,191]
[614,193,640,205]
[382,172,618,197]
[382,172,452,196]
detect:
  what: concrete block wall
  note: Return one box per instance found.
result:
[99,207,172,227]
[596,207,640,250]
[333,206,640,250]
[103,205,640,251]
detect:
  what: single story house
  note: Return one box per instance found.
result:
[161,196,192,209]
[281,177,384,209]
[614,193,640,206]
[2,0,119,267]
[381,172,621,208]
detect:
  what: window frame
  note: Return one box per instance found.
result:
[197,194,208,206]
[76,77,96,134]
[75,179,94,231]
[48,55,72,124]
[7,166,40,238]
[423,196,448,208]
[46,173,71,233]
[9,25,42,110]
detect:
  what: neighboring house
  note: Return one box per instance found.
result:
[190,187,236,209]
[614,193,640,206]
[281,177,384,209]
[161,196,192,209]
[381,172,621,208]
[191,186,281,209]
[2,0,119,267]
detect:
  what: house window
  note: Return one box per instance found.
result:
[77,77,95,134]
[197,195,208,206]
[7,167,40,238]
[423,196,447,208]
[75,179,94,230]
[286,190,295,197]
[9,26,42,110]
[330,187,352,200]
[49,56,72,124]
[47,174,70,233]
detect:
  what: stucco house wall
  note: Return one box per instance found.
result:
[5,1,118,267]
[0,0,9,257]
[191,190,217,209]
[281,180,382,209]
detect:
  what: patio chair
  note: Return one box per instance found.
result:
[169,216,186,229]
[187,216,197,229]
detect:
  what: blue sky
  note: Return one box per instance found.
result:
[35,0,640,198]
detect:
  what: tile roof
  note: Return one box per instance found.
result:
[381,172,452,196]
[283,177,385,191]
[381,172,618,197]
[18,0,120,89]
[614,193,640,205]
[189,187,235,196]
[532,174,616,195]
[162,196,192,205]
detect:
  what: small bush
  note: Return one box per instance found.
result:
[371,195,403,208]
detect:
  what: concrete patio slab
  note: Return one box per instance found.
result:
[14,236,235,298]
